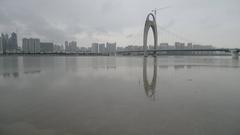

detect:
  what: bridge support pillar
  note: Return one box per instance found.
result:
[231,50,239,59]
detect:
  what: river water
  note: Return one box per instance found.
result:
[0,56,240,135]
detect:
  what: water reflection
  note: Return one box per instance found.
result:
[0,72,19,78]
[0,56,42,78]
[143,56,157,99]
[91,57,116,70]
[0,56,19,78]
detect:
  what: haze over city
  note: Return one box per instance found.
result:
[1,0,240,48]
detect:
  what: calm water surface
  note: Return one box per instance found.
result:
[0,56,240,135]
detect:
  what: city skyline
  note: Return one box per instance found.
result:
[1,0,240,48]
[1,31,224,56]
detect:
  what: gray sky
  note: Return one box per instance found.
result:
[0,0,240,47]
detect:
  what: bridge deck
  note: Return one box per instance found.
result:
[117,48,240,53]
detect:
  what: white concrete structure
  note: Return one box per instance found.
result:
[143,13,158,56]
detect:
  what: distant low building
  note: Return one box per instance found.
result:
[79,47,89,53]
[175,42,185,49]
[159,43,169,49]
[54,44,64,52]
[40,42,53,53]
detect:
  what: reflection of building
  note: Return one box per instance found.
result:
[22,38,40,53]
[40,42,53,53]
[0,56,19,78]
[143,56,157,99]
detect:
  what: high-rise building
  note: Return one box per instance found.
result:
[98,43,106,54]
[22,38,40,53]
[40,42,54,53]
[106,42,116,55]
[8,32,18,52]
[69,41,78,52]
[91,43,99,53]
[1,34,9,54]
[0,37,2,54]
[65,41,69,52]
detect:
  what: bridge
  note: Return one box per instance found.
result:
[117,13,240,59]
[117,48,240,58]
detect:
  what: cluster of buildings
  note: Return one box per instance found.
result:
[158,42,215,55]
[65,41,77,53]
[22,39,117,54]
[117,42,217,55]
[91,42,117,55]
[22,38,55,53]
[0,32,18,54]
[0,32,117,54]
[1,32,225,56]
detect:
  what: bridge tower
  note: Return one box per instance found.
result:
[143,13,158,57]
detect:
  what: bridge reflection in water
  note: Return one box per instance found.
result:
[143,56,157,100]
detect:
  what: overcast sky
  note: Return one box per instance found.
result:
[0,0,240,47]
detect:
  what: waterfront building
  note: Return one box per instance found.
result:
[69,41,78,52]
[0,37,2,54]
[54,44,64,53]
[40,42,53,53]
[1,34,8,54]
[8,32,18,52]
[159,43,169,49]
[186,43,193,49]
[99,43,106,54]
[106,42,116,55]
[65,41,69,52]
[175,42,185,49]
[175,42,185,55]
[22,38,40,53]
[91,43,99,53]
[117,47,124,51]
